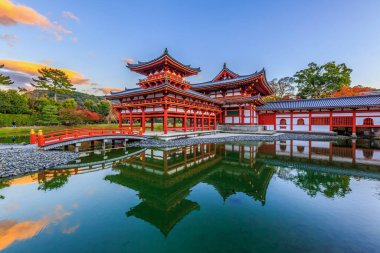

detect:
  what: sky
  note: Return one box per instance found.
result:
[1,0,380,95]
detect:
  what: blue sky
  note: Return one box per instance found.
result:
[1,0,380,94]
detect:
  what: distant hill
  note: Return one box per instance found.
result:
[29,90,103,106]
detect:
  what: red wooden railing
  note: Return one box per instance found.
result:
[30,127,142,147]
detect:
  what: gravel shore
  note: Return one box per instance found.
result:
[127,133,346,148]
[0,145,78,178]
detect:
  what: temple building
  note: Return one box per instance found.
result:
[106,49,380,136]
[106,49,270,134]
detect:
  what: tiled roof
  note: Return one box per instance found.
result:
[127,48,200,73]
[192,69,265,88]
[257,95,380,110]
[106,83,223,104]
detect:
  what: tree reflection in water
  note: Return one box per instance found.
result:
[277,168,351,198]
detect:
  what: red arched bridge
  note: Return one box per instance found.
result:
[30,128,146,150]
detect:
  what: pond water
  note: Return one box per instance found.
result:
[1,140,380,253]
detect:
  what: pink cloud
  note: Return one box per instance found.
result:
[62,11,79,22]
[0,0,71,38]
[121,58,135,63]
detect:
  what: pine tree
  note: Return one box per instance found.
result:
[31,68,75,102]
[0,64,14,86]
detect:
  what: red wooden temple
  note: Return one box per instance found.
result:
[106,49,271,134]
[106,49,380,136]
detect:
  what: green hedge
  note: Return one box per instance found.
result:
[0,114,38,127]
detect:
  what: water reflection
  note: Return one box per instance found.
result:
[0,140,380,251]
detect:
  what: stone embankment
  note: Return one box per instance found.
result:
[127,132,345,148]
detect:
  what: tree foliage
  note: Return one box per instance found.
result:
[0,65,14,86]
[97,100,111,116]
[294,62,352,99]
[331,85,374,97]
[60,98,77,109]
[0,90,29,114]
[38,104,59,125]
[268,77,296,100]
[31,68,75,101]
[58,108,83,125]
[84,99,98,112]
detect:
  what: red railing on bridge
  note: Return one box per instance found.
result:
[30,128,143,147]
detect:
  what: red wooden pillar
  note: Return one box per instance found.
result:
[151,118,154,131]
[274,111,277,130]
[201,111,204,131]
[308,111,312,132]
[141,107,146,133]
[249,104,253,125]
[118,110,122,129]
[352,110,357,138]
[290,111,294,131]
[208,112,211,130]
[238,106,242,124]
[129,108,133,133]
[184,110,187,132]
[214,114,217,130]
[193,110,197,132]
[256,109,260,126]
[163,105,168,134]
[329,110,333,132]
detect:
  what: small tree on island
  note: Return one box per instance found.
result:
[31,68,75,102]
[0,64,14,86]
[294,62,352,99]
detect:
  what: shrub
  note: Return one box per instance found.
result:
[0,114,38,127]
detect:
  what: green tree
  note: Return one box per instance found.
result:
[0,90,29,114]
[60,98,77,109]
[268,77,296,100]
[294,62,352,98]
[97,100,111,117]
[31,68,75,102]
[38,104,59,125]
[0,65,14,86]
[84,99,98,112]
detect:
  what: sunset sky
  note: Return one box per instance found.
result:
[1,0,380,95]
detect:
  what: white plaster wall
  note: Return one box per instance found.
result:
[225,117,232,124]
[311,125,330,132]
[293,125,309,131]
[332,113,353,117]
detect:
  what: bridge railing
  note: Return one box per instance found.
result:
[30,127,143,147]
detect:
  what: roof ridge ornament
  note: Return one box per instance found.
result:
[164,48,169,54]
[223,62,227,68]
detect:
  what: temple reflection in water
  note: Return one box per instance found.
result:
[105,144,274,236]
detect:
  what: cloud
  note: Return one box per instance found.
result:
[62,11,79,22]
[98,87,123,94]
[121,58,135,63]
[0,0,71,38]
[62,223,80,234]
[0,59,90,85]
[0,205,71,251]
[0,33,16,47]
